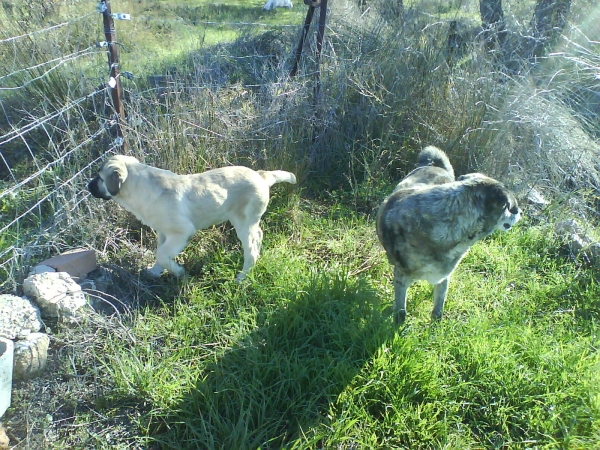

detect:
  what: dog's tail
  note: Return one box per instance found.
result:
[417,146,455,177]
[258,170,297,187]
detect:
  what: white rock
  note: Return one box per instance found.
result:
[13,332,50,380]
[28,265,56,276]
[23,272,87,320]
[0,294,42,340]
[0,422,9,449]
[566,233,589,254]
[263,0,293,10]
[525,187,549,206]
[555,219,584,237]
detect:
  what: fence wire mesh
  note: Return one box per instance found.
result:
[0,4,317,290]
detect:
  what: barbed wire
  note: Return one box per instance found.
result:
[0,87,107,148]
[0,12,96,45]
[0,46,103,87]
[0,142,106,236]
[0,148,110,270]
[0,122,107,201]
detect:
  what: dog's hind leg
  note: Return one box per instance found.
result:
[234,221,263,282]
[393,266,409,325]
[432,277,449,321]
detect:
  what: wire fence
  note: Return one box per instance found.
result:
[0,7,106,289]
[0,2,316,290]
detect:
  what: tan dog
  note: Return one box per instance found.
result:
[88,155,296,280]
[376,146,522,324]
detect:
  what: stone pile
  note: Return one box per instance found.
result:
[0,249,96,447]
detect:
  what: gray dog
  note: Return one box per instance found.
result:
[376,146,522,324]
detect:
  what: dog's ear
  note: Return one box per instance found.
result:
[105,166,126,196]
[485,182,513,213]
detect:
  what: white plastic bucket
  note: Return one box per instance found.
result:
[0,337,13,418]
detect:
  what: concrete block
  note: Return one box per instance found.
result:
[0,337,13,418]
[39,248,97,279]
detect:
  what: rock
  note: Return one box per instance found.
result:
[0,294,42,340]
[13,332,50,380]
[28,265,56,276]
[555,219,584,237]
[0,423,9,450]
[588,242,600,261]
[525,187,549,206]
[22,272,88,320]
[565,232,589,255]
[554,219,600,265]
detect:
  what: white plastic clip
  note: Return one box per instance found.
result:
[108,77,117,88]
[111,13,131,20]
[97,41,109,48]
[114,137,124,147]
[96,3,107,14]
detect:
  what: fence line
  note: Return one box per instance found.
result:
[0,150,113,288]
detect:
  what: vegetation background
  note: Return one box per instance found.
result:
[0,0,599,448]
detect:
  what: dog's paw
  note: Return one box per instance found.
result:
[146,267,164,277]
[394,309,407,326]
[147,263,165,277]
[236,272,249,283]
[169,265,185,277]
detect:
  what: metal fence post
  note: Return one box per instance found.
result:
[99,0,126,148]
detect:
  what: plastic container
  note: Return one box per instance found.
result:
[0,337,13,418]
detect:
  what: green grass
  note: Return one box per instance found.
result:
[49,204,600,449]
[92,0,305,73]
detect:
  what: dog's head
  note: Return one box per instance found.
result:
[458,173,522,232]
[88,155,137,200]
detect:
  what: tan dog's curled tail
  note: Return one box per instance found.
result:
[258,170,297,187]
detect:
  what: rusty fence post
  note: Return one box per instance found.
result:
[290,1,318,78]
[98,0,126,149]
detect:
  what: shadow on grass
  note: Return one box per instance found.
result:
[149,271,392,449]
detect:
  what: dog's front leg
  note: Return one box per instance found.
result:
[393,266,409,325]
[432,277,449,321]
[147,232,167,276]
[151,231,192,277]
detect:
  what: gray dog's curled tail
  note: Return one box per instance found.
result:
[258,170,297,187]
[417,146,454,178]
